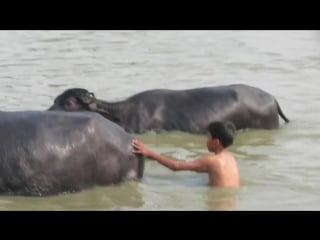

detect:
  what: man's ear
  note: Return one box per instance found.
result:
[212,138,220,146]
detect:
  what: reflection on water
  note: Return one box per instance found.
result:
[0,31,320,210]
[232,129,279,161]
[206,188,239,211]
[0,182,144,210]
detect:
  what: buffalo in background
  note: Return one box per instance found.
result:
[48,84,289,134]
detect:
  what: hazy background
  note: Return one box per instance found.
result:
[0,30,319,210]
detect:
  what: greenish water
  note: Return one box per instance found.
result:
[0,30,319,210]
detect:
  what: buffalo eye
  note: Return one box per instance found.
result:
[65,101,73,110]
[64,97,79,110]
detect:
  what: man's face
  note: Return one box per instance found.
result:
[206,132,219,152]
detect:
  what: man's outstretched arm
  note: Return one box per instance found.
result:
[131,139,208,172]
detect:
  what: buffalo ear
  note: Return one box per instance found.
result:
[78,92,96,105]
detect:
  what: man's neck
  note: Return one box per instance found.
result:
[213,146,226,154]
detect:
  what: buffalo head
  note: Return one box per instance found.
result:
[48,88,119,123]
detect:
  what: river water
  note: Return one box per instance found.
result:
[0,30,319,210]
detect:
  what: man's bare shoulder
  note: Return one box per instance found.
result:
[201,153,213,157]
[204,151,235,166]
[198,153,218,163]
[209,150,238,166]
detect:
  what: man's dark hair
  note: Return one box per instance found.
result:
[207,121,236,148]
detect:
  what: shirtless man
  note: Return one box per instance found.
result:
[131,121,240,188]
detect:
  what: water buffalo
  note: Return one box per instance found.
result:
[48,84,290,134]
[0,110,144,196]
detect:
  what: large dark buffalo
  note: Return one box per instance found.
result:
[48,84,290,134]
[0,110,144,196]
